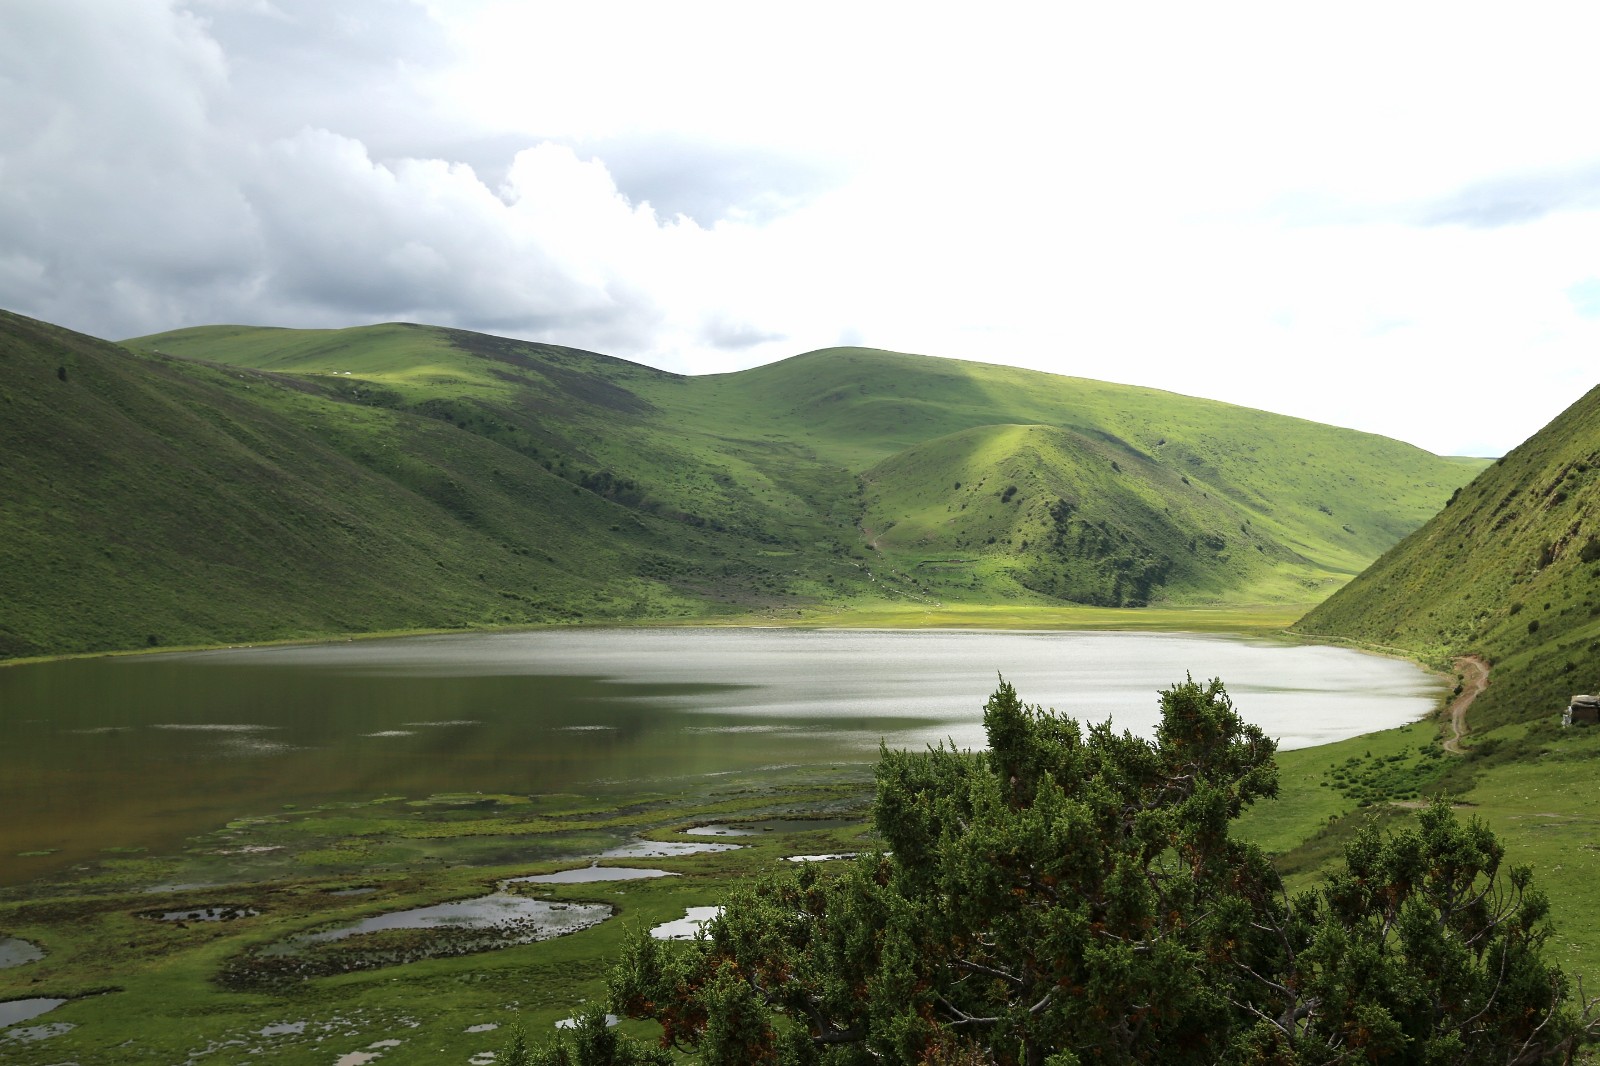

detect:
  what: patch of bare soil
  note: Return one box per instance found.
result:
[1443,655,1489,754]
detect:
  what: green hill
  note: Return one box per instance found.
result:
[688,348,1487,606]
[1295,384,1600,729]
[1282,385,1600,987]
[0,313,842,659]
[0,310,1488,658]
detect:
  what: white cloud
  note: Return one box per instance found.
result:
[2,0,1599,456]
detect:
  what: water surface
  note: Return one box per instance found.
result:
[0,628,1439,885]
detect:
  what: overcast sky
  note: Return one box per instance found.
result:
[4,1,1599,456]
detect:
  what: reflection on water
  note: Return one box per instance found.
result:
[0,997,65,1026]
[0,938,44,969]
[650,906,722,941]
[597,840,742,859]
[0,628,1441,886]
[509,866,675,884]
[275,895,611,951]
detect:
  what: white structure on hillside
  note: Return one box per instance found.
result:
[1563,694,1599,727]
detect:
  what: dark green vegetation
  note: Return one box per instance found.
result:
[1297,383,1600,733]
[2,309,1484,659]
[563,681,1596,1064]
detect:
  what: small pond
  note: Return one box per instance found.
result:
[510,866,676,884]
[650,906,723,941]
[0,938,44,969]
[226,891,613,989]
[276,895,610,950]
[598,840,742,859]
[0,998,65,1027]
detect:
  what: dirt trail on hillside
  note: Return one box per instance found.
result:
[1442,655,1489,754]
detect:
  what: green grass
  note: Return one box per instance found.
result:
[1,311,1488,660]
[0,766,874,1065]
[1275,382,1600,1001]
[1240,709,1600,994]
[8,697,1600,1063]
[1296,383,1600,730]
[1450,725,1600,978]
[1237,718,1442,858]
[2,312,1489,660]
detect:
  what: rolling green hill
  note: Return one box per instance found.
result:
[1,310,1487,658]
[1295,383,1600,729]
[0,313,847,659]
[141,325,1482,605]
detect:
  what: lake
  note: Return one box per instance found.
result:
[0,627,1440,886]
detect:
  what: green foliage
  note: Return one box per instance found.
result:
[1320,740,1447,805]
[530,1011,671,1066]
[605,681,1594,1065]
[502,1024,533,1066]
[1259,802,1584,1065]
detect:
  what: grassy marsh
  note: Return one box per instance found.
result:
[6,701,1600,1061]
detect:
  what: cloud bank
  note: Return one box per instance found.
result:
[4,0,1600,456]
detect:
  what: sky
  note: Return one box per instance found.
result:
[3,1,1599,457]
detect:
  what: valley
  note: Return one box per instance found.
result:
[2,309,1595,1062]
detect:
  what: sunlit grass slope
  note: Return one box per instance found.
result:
[683,347,1488,606]
[1,313,850,658]
[1,312,1489,658]
[1282,384,1600,982]
[1296,383,1600,729]
[149,328,1487,608]
[138,322,868,564]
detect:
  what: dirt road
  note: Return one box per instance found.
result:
[1442,655,1489,754]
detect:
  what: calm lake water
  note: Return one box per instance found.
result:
[0,628,1440,886]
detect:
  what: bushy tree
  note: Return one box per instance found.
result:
[598,678,1594,1065]
[501,1023,532,1066]
[1235,802,1587,1064]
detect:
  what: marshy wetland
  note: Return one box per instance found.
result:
[0,627,1441,1063]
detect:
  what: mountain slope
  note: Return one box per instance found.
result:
[857,422,1324,606]
[1295,383,1600,728]
[677,348,1486,605]
[0,311,1490,658]
[0,313,844,659]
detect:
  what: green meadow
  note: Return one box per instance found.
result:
[4,637,1598,1063]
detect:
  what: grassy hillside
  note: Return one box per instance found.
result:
[1276,388,1600,990]
[0,313,852,659]
[0,311,1487,658]
[676,348,1488,606]
[1296,383,1600,729]
[145,326,1483,605]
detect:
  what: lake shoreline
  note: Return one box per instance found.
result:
[0,601,1317,671]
